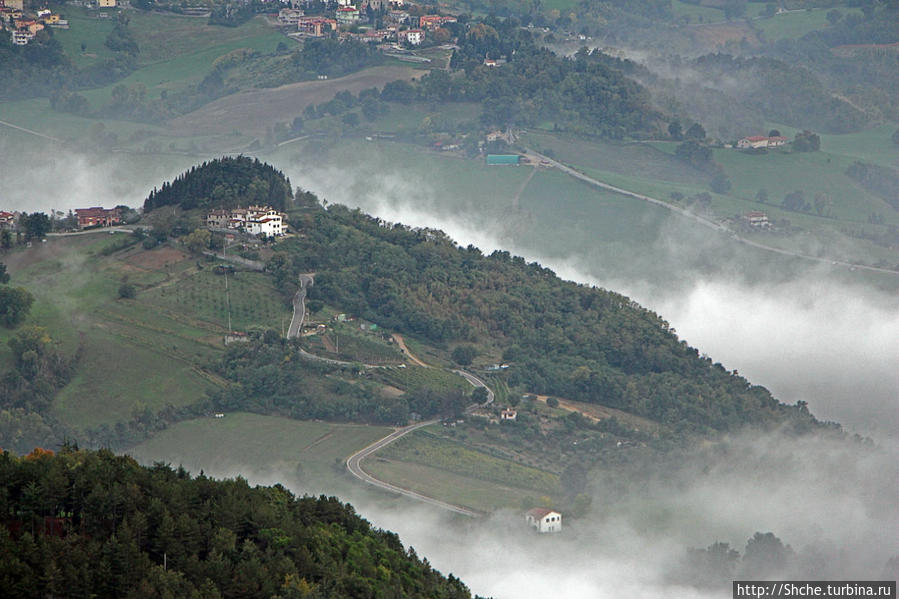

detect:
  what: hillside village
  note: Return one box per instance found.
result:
[0,0,73,46]
[276,0,457,49]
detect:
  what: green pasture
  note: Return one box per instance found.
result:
[128,412,391,488]
[142,269,291,333]
[0,234,295,430]
[274,138,532,214]
[540,0,581,13]
[51,324,217,429]
[365,102,481,133]
[364,457,553,512]
[754,8,861,41]
[379,429,559,493]
[49,8,120,68]
[377,365,470,395]
[313,323,405,364]
[671,0,724,23]
[523,132,709,187]
[517,169,677,254]
[77,16,284,107]
[0,98,169,144]
[819,123,899,169]
[712,147,899,226]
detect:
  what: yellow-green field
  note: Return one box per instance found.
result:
[129,412,391,487]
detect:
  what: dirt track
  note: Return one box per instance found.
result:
[167,66,420,137]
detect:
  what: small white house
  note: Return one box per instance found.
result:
[501,408,517,421]
[526,508,562,533]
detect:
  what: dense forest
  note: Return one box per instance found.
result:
[379,19,664,138]
[0,447,478,598]
[143,157,294,213]
[271,202,822,434]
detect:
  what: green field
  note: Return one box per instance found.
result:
[377,365,470,395]
[0,234,295,430]
[672,0,724,23]
[143,269,291,333]
[129,412,391,488]
[50,12,286,110]
[754,8,862,41]
[712,146,898,225]
[49,7,120,68]
[379,429,559,493]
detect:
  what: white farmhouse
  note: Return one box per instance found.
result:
[526,508,562,533]
[206,205,288,237]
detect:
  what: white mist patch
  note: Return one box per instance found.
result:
[654,279,899,438]
[0,139,202,214]
[343,433,898,599]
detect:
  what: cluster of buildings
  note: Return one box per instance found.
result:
[2,0,119,45]
[279,3,455,46]
[736,135,788,149]
[206,205,288,238]
[75,206,121,228]
[0,210,17,230]
[1,0,69,45]
[742,211,771,228]
[0,206,123,232]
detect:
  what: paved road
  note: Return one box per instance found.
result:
[345,420,483,517]
[454,369,495,409]
[525,148,899,277]
[343,367,495,516]
[287,274,314,339]
[0,119,61,142]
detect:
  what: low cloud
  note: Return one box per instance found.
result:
[0,138,202,215]
[147,430,897,599]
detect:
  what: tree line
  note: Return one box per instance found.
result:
[0,447,479,598]
[143,156,294,213]
[271,201,824,435]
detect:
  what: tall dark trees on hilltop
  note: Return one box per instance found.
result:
[143,156,293,213]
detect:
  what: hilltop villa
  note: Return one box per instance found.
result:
[206,205,288,238]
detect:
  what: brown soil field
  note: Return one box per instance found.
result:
[166,65,420,137]
[689,22,760,49]
[126,246,189,270]
[534,395,659,432]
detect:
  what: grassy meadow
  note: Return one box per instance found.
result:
[1,233,290,430]
[128,412,392,488]
[365,426,562,512]
[754,8,863,41]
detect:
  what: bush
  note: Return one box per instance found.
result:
[118,282,136,299]
[451,344,477,366]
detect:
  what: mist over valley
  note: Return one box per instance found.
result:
[2,1,899,596]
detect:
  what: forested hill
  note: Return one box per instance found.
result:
[0,447,478,599]
[144,156,293,213]
[278,204,822,434]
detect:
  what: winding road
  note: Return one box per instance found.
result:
[345,419,482,517]
[287,274,314,339]
[525,148,899,277]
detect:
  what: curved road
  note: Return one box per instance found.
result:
[454,369,495,409]
[344,368,496,516]
[525,148,899,277]
[345,419,482,517]
[286,274,314,339]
